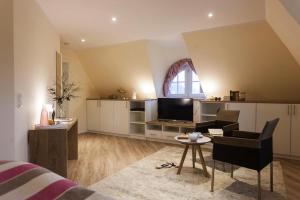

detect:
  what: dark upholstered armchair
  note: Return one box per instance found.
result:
[211,118,280,200]
[195,110,240,137]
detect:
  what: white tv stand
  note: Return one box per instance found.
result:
[146,120,196,141]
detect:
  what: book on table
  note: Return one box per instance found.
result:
[208,129,223,136]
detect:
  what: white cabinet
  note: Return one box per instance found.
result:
[100,101,115,133]
[256,104,291,155]
[226,103,256,132]
[87,100,101,131]
[291,104,300,156]
[100,100,129,134]
[114,101,129,134]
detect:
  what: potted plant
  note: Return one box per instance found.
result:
[48,76,80,118]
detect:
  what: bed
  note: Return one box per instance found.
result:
[0,161,114,200]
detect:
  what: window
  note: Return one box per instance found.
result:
[163,58,205,98]
[168,67,204,98]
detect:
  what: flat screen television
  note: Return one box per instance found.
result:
[158,98,193,121]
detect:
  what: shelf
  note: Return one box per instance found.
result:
[130,111,145,123]
[130,121,145,125]
[146,124,162,131]
[130,123,145,135]
[201,114,217,117]
[130,101,145,112]
[130,110,145,113]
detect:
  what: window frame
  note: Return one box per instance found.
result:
[168,67,206,99]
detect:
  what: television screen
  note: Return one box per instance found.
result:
[158,98,193,121]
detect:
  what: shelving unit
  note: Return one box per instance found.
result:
[200,102,225,121]
[129,101,146,135]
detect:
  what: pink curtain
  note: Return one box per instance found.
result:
[163,58,196,97]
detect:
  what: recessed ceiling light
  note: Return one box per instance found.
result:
[81,38,86,43]
[112,17,117,22]
[208,12,214,18]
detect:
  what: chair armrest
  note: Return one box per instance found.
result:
[196,120,216,128]
[232,130,260,139]
[213,136,261,149]
[223,122,239,133]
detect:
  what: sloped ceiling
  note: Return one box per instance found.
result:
[266,0,300,66]
[77,40,156,99]
[183,21,300,101]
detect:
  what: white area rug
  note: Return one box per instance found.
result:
[89,146,287,200]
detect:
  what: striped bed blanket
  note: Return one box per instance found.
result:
[0,161,114,200]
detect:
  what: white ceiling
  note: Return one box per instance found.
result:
[36,0,265,49]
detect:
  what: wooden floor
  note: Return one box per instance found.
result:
[68,133,166,186]
[68,133,300,200]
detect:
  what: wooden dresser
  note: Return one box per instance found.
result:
[28,120,78,177]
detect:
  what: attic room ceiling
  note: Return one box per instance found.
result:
[36,0,265,49]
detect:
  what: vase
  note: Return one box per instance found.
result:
[56,103,66,119]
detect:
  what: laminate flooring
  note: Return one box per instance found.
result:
[68,133,300,200]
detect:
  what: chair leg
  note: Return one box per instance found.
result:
[211,160,215,192]
[270,162,273,192]
[231,164,234,178]
[258,171,261,200]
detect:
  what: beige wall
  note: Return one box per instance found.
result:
[266,0,300,66]
[62,46,98,133]
[147,35,189,97]
[279,0,300,24]
[183,21,300,101]
[14,0,60,161]
[77,40,156,99]
[0,0,15,160]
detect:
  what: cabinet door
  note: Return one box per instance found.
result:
[100,101,115,133]
[86,100,101,131]
[145,100,157,121]
[226,103,256,132]
[114,101,129,134]
[291,104,300,156]
[193,100,201,123]
[256,104,291,155]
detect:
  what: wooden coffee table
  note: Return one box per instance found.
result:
[175,136,211,177]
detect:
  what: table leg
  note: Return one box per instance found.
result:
[192,145,196,168]
[177,145,189,175]
[197,145,209,177]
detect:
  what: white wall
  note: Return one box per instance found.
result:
[147,35,189,97]
[0,0,15,160]
[61,46,98,133]
[13,0,60,161]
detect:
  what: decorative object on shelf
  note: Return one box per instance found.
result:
[207,96,221,101]
[52,108,55,122]
[239,92,246,101]
[230,90,240,101]
[132,91,137,100]
[214,97,221,101]
[117,87,128,99]
[48,75,80,118]
[40,105,49,126]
